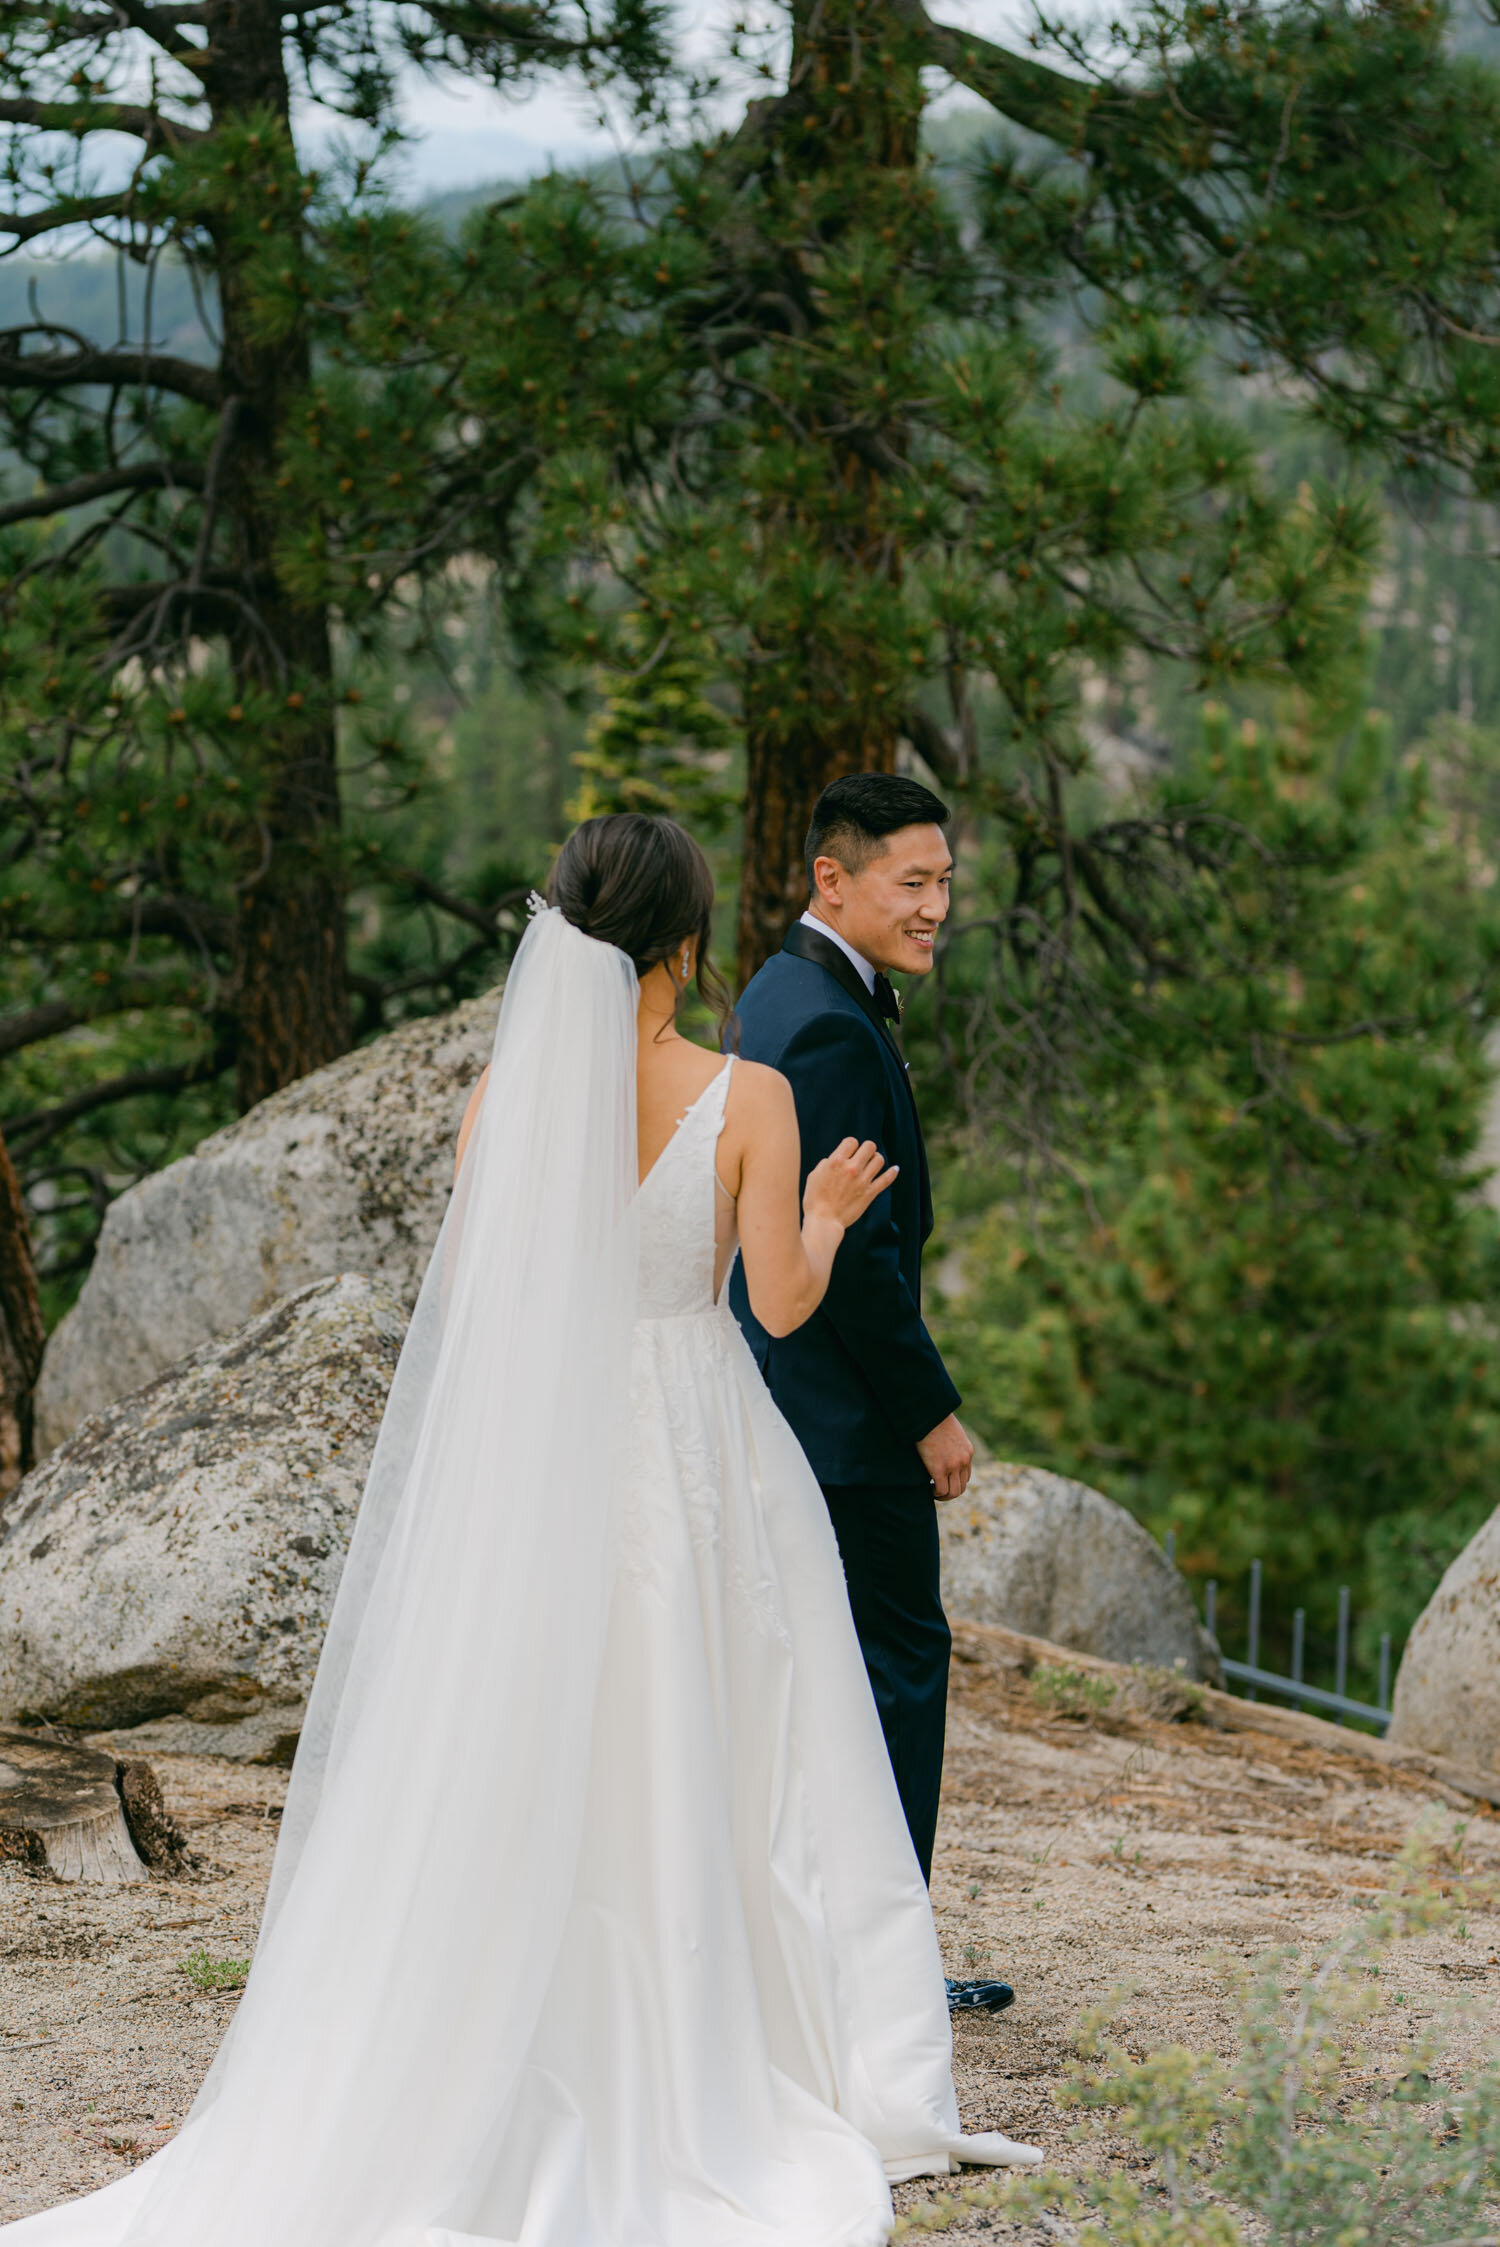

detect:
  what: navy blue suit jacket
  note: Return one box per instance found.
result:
[729,926,961,1487]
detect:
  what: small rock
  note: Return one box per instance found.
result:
[0,1275,404,1759]
[35,992,497,1453]
[938,1461,1220,1683]
[1388,1506,1500,1773]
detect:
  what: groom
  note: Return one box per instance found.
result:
[730,773,1012,2012]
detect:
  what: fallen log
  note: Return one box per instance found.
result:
[952,1618,1500,1813]
[0,1728,149,1882]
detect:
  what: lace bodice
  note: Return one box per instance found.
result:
[636,1057,737,1318]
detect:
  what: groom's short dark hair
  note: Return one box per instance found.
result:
[805,772,951,893]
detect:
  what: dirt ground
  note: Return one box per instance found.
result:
[3,1628,1498,2232]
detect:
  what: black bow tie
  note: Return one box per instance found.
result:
[873,972,902,1024]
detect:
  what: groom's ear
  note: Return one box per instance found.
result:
[811,853,847,907]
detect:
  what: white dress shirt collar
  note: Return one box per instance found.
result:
[798,909,877,994]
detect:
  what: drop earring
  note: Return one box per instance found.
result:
[680,947,691,986]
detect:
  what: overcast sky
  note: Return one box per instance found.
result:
[300,0,1016,197]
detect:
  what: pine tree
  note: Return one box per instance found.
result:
[934,708,1500,1662]
[0,4,665,1100]
[428,0,1500,987]
[0,0,666,1329]
[568,627,737,836]
[15,0,1500,1340]
[0,1121,41,1493]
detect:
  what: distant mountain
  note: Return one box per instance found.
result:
[0,252,209,359]
[0,101,1012,354]
[1448,0,1500,60]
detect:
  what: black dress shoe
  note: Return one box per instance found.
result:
[945,1977,1015,2013]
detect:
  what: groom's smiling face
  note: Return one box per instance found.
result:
[811,822,953,979]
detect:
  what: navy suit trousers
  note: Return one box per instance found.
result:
[820,1479,951,1882]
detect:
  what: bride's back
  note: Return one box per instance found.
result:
[635,1048,739,1317]
[637,1037,734,1186]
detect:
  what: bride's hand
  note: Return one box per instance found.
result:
[803,1138,899,1233]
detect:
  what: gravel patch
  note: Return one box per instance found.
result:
[0,1757,282,2217]
[3,1631,1497,2230]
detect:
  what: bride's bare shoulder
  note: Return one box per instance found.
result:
[723,1056,795,1128]
[659,1038,773,1086]
[728,1056,788,1099]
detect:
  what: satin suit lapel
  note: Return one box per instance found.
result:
[778,923,933,1237]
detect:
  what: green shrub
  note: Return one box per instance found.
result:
[930,711,1500,1673]
[897,1838,1500,2243]
[1030,1663,1118,1721]
[178,1951,250,1993]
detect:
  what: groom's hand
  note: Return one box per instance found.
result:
[917,1414,973,1501]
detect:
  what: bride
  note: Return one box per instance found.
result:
[7,813,1039,2247]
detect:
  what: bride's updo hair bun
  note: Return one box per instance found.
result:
[549,812,735,1038]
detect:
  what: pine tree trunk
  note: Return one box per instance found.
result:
[736,717,898,988]
[204,0,351,1112]
[732,0,921,988]
[229,606,349,1113]
[0,1128,44,1500]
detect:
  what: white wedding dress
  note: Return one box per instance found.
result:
[5,909,1037,2247]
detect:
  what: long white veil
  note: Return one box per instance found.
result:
[117,902,641,2247]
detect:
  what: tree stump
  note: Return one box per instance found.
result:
[0,1728,148,1884]
[116,1758,191,1872]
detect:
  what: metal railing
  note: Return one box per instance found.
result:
[1163,1535,1395,1734]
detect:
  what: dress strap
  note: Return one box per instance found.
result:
[706,1052,735,1128]
[709,1056,736,1199]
